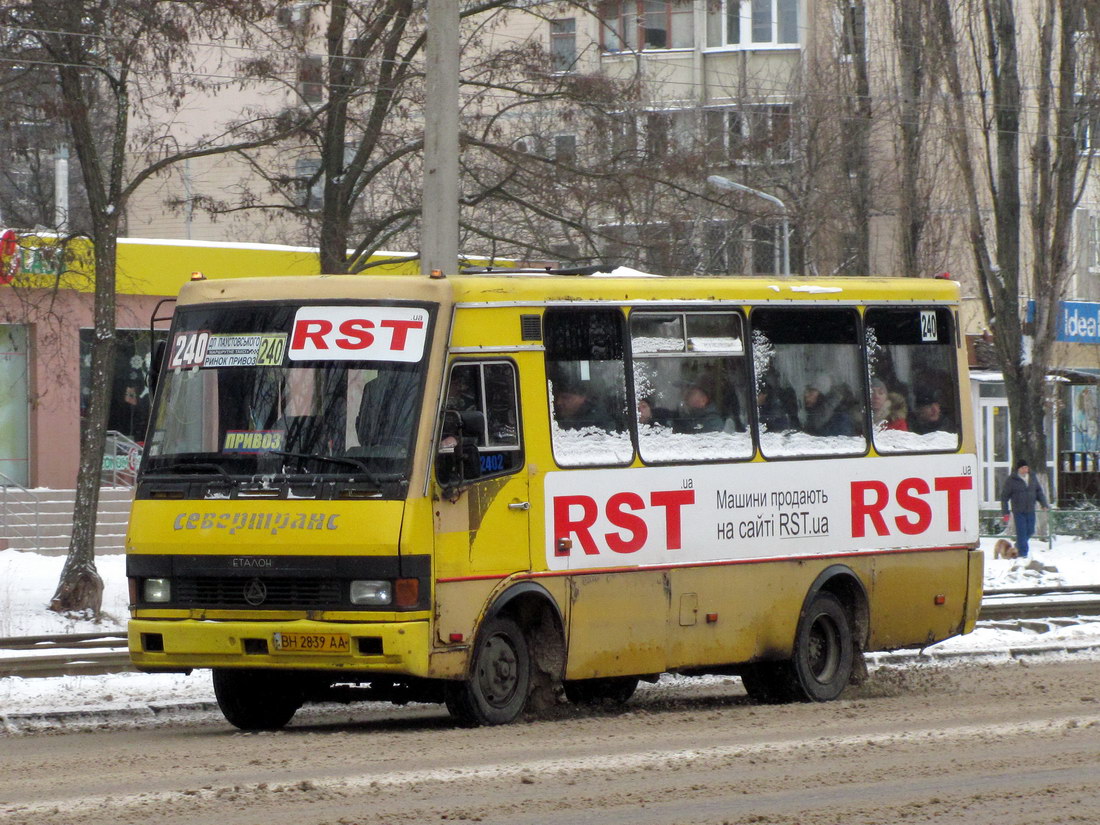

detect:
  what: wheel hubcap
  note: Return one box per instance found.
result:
[807,614,840,683]
[477,633,519,707]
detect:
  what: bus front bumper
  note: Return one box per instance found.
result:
[128,618,431,676]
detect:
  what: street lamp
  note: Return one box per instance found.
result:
[706,174,790,276]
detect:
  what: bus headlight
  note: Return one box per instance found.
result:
[350,580,392,605]
[143,578,172,603]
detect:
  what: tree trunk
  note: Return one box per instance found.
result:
[894,1,926,278]
[50,230,117,616]
[844,1,873,275]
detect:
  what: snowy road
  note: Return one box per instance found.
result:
[3,657,1100,825]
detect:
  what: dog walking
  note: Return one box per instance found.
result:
[1000,459,1049,559]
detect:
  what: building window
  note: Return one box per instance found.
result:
[839,231,861,276]
[839,1,865,59]
[600,1,693,52]
[550,18,577,71]
[0,324,30,486]
[276,2,311,30]
[598,220,795,276]
[704,221,743,274]
[598,110,696,163]
[295,156,322,210]
[297,55,323,103]
[79,329,155,445]
[642,110,694,158]
[751,223,783,275]
[705,104,792,165]
[1078,97,1100,154]
[707,0,799,49]
[1088,212,1100,272]
[554,134,577,165]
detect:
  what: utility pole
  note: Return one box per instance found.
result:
[420,0,460,275]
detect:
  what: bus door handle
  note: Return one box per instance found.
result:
[508,500,530,511]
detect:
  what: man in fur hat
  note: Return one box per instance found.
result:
[1000,459,1049,558]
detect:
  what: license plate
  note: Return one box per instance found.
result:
[272,632,350,653]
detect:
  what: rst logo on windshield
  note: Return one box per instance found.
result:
[288,306,428,363]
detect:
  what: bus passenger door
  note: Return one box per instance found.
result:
[433,360,529,578]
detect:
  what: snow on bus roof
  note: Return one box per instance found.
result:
[596,266,661,278]
[790,285,844,294]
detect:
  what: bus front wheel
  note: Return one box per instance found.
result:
[445,616,531,726]
[212,668,303,731]
[790,592,854,702]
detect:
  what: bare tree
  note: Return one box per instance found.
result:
[930,0,1100,484]
[205,0,529,273]
[206,2,786,275]
[1,0,314,615]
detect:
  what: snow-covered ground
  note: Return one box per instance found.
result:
[2,536,1100,724]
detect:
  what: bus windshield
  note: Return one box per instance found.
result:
[143,302,432,487]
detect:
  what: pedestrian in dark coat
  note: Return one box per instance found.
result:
[1000,459,1049,558]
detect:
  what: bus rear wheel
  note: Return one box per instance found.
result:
[789,592,854,702]
[564,676,639,706]
[741,592,854,704]
[212,668,304,731]
[445,616,531,726]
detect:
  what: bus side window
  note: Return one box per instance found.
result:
[437,361,523,482]
[544,308,633,467]
[631,310,753,463]
[751,308,868,458]
[865,307,960,453]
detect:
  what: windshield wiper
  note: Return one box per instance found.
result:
[146,461,238,484]
[266,450,382,484]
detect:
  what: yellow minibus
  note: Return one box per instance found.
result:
[127,270,982,729]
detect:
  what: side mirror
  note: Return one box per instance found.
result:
[149,338,167,395]
[438,410,484,492]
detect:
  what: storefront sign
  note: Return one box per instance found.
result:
[1029,300,1100,344]
[0,231,64,284]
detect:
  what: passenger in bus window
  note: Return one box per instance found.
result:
[675,377,725,433]
[638,395,671,428]
[552,377,613,431]
[802,373,857,437]
[908,387,955,434]
[756,376,795,433]
[870,377,909,432]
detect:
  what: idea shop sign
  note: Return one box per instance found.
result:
[288,306,428,362]
[544,453,978,571]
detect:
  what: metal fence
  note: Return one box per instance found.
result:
[0,470,40,551]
